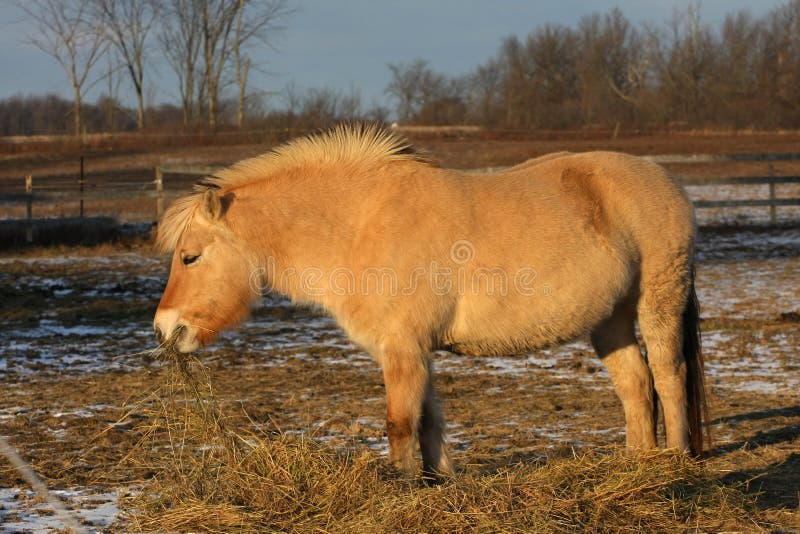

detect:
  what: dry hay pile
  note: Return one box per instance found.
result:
[121,344,765,533]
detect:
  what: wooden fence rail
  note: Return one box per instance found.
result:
[645,153,800,163]
[154,164,224,219]
[6,154,800,230]
[644,153,800,223]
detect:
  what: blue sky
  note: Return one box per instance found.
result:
[0,0,789,112]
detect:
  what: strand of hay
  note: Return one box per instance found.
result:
[122,344,765,533]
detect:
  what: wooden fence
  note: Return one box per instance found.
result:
[155,164,223,219]
[5,153,800,243]
[644,153,800,223]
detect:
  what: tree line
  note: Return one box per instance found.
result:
[387,1,800,130]
[3,0,800,136]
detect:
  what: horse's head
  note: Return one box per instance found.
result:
[154,189,257,353]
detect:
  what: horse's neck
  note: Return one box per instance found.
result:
[234,182,358,304]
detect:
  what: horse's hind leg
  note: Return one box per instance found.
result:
[419,360,453,478]
[638,266,692,451]
[591,302,657,450]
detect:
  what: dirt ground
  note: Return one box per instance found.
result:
[0,224,798,531]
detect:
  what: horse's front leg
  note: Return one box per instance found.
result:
[380,345,429,475]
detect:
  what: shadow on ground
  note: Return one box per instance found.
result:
[712,405,800,511]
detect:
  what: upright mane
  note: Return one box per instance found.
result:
[156,123,427,252]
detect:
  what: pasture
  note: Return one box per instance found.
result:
[0,132,799,531]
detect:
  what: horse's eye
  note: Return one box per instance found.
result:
[182,254,200,266]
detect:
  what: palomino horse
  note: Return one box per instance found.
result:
[154,124,707,477]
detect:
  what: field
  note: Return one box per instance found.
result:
[0,132,799,531]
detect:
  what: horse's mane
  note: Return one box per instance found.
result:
[156,123,427,252]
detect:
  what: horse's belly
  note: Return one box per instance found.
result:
[443,259,632,356]
[444,303,592,356]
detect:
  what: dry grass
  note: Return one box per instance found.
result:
[121,343,767,533]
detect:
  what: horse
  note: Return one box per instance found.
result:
[153,123,707,478]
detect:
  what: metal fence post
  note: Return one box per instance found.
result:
[155,165,164,222]
[25,175,33,244]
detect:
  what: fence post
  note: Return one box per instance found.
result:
[155,165,164,222]
[25,175,33,244]
[768,159,776,225]
[79,155,85,218]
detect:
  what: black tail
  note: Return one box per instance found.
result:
[683,268,709,456]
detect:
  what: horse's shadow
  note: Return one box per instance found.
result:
[452,406,800,510]
[710,404,800,455]
[721,452,800,510]
[711,404,800,510]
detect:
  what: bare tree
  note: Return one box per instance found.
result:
[526,24,579,127]
[159,0,291,129]
[232,0,292,128]
[466,58,502,126]
[16,0,107,135]
[648,3,718,124]
[497,36,532,128]
[94,0,158,129]
[233,0,251,129]
[198,0,240,128]
[159,0,203,127]
[712,10,763,126]
[386,59,449,124]
[101,50,123,130]
[769,0,800,121]
[576,9,644,124]
[492,24,579,129]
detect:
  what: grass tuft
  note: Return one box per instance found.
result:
[122,343,765,533]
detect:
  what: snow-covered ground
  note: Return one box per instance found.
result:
[0,487,120,533]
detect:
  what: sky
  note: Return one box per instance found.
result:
[0,0,790,114]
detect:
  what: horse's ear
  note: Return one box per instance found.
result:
[202,189,222,220]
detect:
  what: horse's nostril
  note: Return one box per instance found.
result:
[155,326,164,344]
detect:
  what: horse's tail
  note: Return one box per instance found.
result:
[683,267,709,456]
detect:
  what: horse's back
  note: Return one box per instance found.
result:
[498,151,694,259]
[441,151,693,355]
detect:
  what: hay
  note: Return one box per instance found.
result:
[122,343,766,533]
